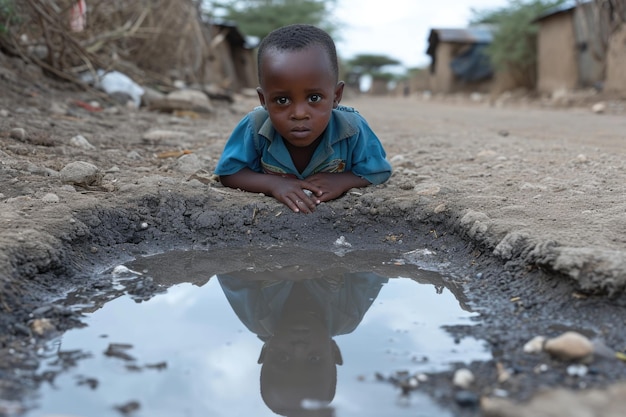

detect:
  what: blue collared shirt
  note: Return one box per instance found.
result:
[214,106,392,184]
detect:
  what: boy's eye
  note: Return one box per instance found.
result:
[309,94,322,103]
[275,97,290,105]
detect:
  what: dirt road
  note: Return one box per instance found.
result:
[1,66,626,416]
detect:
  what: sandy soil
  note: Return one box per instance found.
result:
[1,53,626,417]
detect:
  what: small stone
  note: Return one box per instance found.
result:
[544,331,594,361]
[70,134,96,150]
[59,161,103,186]
[0,109,10,117]
[434,203,447,213]
[41,193,59,203]
[523,335,546,353]
[9,127,26,141]
[567,364,589,377]
[575,154,588,163]
[29,318,56,336]
[453,368,475,389]
[591,102,606,114]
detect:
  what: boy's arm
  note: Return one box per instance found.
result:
[220,168,323,214]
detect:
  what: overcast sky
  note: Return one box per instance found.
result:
[334,0,510,69]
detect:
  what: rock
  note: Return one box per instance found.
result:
[544,331,594,361]
[29,318,56,336]
[453,368,475,389]
[41,193,59,203]
[174,153,206,175]
[523,335,546,353]
[69,134,96,150]
[9,127,26,141]
[142,129,191,144]
[434,203,447,213]
[591,102,606,114]
[148,89,213,114]
[59,161,103,186]
[566,364,588,377]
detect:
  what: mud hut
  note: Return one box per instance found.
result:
[605,23,626,96]
[206,20,257,91]
[534,2,605,93]
[426,27,495,93]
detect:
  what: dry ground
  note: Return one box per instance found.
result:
[1,55,626,416]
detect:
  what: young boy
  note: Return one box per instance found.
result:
[214,24,392,214]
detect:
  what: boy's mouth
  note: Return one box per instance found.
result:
[290,127,311,138]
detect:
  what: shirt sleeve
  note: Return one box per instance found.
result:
[214,114,262,176]
[349,115,393,185]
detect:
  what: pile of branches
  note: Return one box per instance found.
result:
[0,0,213,88]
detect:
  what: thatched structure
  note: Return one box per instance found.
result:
[0,0,254,91]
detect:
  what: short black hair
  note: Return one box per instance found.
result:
[257,24,339,82]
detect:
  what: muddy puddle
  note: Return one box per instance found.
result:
[26,246,490,417]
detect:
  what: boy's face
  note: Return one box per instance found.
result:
[257,45,344,148]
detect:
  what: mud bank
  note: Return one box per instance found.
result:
[1,181,626,416]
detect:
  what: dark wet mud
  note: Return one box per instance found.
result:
[1,193,625,417]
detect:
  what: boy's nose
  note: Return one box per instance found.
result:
[291,102,310,120]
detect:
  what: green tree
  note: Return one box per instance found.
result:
[471,0,567,88]
[343,53,402,92]
[206,0,337,39]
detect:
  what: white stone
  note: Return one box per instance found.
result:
[523,336,546,353]
[453,368,475,389]
[70,134,96,150]
[41,193,59,203]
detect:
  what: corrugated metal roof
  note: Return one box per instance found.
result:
[533,1,580,22]
[427,26,494,55]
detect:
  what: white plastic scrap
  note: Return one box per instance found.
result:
[334,235,352,248]
[111,265,143,277]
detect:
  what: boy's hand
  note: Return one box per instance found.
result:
[269,177,322,213]
[305,172,370,202]
[219,168,322,213]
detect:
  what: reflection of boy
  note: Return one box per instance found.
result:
[217,272,388,416]
[214,24,392,214]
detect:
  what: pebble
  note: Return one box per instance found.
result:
[0,109,9,117]
[59,161,103,186]
[70,134,96,150]
[591,102,606,114]
[523,335,546,353]
[453,368,475,389]
[433,203,447,213]
[567,364,589,377]
[142,129,191,143]
[29,318,56,336]
[41,193,59,203]
[9,127,26,141]
[544,331,594,361]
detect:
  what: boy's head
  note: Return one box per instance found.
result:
[256,24,344,148]
[257,24,339,83]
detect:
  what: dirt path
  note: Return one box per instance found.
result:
[355,96,626,292]
[1,68,626,416]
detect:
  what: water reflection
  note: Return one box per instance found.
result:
[30,247,482,417]
[217,270,387,416]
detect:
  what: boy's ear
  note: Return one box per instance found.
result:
[333,81,345,109]
[257,87,267,109]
